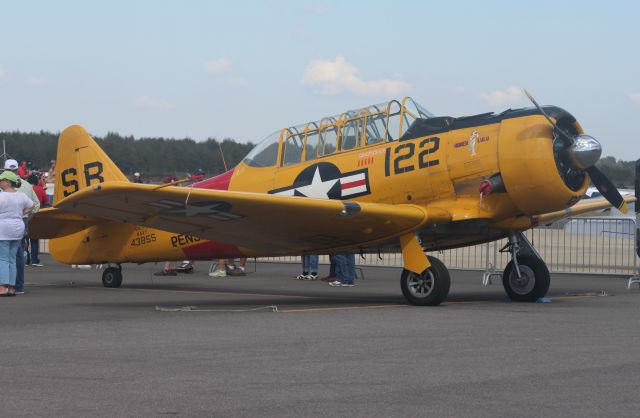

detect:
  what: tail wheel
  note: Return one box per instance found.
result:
[502,254,550,302]
[102,267,123,288]
[400,256,450,306]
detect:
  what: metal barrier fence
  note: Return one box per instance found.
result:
[260,216,640,281]
[37,216,640,285]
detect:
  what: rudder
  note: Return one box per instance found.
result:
[54,125,129,204]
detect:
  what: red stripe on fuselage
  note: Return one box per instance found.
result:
[193,168,234,190]
[183,168,244,258]
[341,179,366,189]
[181,240,246,260]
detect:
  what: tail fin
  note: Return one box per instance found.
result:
[54,125,129,204]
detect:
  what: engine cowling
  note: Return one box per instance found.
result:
[497,108,589,215]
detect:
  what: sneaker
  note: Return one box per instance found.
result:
[154,270,178,276]
[31,263,44,267]
[340,282,355,287]
[295,274,306,280]
[176,262,194,273]
[228,268,246,276]
[306,273,318,280]
[15,290,24,295]
[328,281,343,287]
[209,270,227,277]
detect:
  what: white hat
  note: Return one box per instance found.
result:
[4,159,18,170]
[134,172,140,176]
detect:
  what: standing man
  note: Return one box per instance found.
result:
[328,253,356,287]
[4,159,39,294]
[27,174,49,266]
[133,172,144,183]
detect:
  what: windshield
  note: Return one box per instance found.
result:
[242,130,281,167]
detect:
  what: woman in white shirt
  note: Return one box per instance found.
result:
[0,171,34,296]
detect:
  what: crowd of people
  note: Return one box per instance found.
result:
[152,254,358,287]
[0,158,50,296]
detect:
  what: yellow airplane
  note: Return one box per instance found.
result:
[29,91,635,306]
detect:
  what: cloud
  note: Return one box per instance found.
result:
[226,77,249,88]
[301,56,410,97]
[0,68,5,78]
[303,2,330,15]
[481,86,525,106]
[204,57,231,74]
[27,77,46,86]
[135,96,174,109]
[628,92,640,104]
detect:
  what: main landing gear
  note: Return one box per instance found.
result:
[400,256,450,306]
[102,264,123,288]
[399,231,550,306]
[501,231,550,302]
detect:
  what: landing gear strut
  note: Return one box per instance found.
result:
[400,256,450,306]
[502,232,550,302]
[102,264,123,288]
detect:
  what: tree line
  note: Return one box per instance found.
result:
[0,131,255,181]
[0,130,636,187]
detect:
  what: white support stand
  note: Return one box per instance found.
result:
[482,241,502,286]
[482,263,502,286]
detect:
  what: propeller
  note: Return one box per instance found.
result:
[523,89,628,213]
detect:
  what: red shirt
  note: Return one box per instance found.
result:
[17,167,29,180]
[32,185,49,207]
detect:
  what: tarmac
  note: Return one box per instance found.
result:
[2,255,640,417]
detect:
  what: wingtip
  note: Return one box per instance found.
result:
[618,201,629,214]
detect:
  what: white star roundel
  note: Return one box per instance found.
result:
[269,162,370,200]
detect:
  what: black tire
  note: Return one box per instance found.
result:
[400,256,450,306]
[102,267,123,288]
[502,254,550,302]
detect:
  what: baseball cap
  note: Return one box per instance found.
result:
[3,159,18,170]
[0,171,19,182]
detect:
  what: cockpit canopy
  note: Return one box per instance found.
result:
[242,97,434,167]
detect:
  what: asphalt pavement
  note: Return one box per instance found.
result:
[2,255,640,417]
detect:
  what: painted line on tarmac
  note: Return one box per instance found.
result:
[67,284,316,300]
[445,293,607,305]
[279,304,407,313]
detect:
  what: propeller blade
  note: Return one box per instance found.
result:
[585,166,629,213]
[523,89,574,146]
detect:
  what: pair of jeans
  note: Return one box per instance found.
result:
[30,239,40,264]
[333,253,355,284]
[329,255,336,277]
[0,240,21,286]
[15,219,28,291]
[15,239,25,291]
[302,255,319,274]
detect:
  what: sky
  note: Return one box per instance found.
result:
[0,0,639,160]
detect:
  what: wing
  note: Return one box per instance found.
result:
[41,182,451,254]
[534,195,636,224]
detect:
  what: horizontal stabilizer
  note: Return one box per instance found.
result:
[29,208,107,239]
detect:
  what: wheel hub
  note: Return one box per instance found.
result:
[407,270,435,298]
[508,265,535,295]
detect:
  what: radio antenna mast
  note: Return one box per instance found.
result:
[218,142,228,172]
